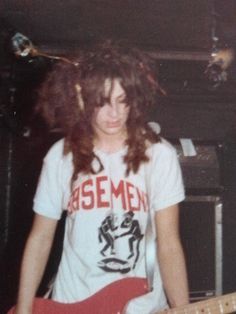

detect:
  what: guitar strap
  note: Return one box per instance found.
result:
[144,154,156,292]
[43,276,55,299]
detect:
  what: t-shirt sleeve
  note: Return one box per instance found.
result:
[149,141,185,211]
[33,140,66,220]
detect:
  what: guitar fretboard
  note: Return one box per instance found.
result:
[158,292,236,314]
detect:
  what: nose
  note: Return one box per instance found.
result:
[108,103,119,118]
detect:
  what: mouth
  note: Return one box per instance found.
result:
[107,121,121,128]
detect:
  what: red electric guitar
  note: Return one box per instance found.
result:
[7,277,236,314]
[7,277,148,314]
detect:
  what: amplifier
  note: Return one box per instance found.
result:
[174,142,221,190]
[180,195,222,301]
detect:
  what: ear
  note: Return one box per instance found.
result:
[75,83,85,111]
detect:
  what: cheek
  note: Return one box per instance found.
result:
[92,107,106,124]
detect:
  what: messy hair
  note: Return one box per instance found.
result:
[36,41,164,181]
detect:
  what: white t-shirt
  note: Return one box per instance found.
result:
[33,138,185,313]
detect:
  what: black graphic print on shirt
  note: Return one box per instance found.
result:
[98,213,118,256]
[67,175,147,274]
[97,211,144,273]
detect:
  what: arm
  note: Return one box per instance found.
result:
[119,223,136,237]
[155,204,189,308]
[14,213,58,314]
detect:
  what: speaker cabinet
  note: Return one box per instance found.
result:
[180,195,222,301]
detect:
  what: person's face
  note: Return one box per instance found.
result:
[91,79,130,138]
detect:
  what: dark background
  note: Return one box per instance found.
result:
[1,0,236,312]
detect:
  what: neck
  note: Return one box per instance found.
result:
[94,131,128,154]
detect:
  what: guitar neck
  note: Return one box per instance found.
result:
[158,292,236,314]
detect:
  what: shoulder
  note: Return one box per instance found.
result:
[147,137,177,161]
[44,138,71,163]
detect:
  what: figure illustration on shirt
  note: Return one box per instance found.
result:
[117,211,144,268]
[98,213,118,256]
[97,211,144,273]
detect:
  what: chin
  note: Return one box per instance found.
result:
[105,127,124,135]
[105,129,121,135]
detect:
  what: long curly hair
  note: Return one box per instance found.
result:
[36,41,164,182]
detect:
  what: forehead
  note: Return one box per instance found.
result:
[104,78,125,97]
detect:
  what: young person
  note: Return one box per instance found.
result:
[14,41,189,314]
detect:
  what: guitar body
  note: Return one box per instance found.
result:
[8,276,236,314]
[8,277,148,314]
